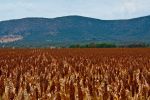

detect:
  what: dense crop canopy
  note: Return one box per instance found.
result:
[0,48,150,100]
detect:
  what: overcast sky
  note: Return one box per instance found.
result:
[0,0,150,21]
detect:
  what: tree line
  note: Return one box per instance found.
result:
[69,43,150,48]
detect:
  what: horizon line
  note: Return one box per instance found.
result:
[0,14,150,22]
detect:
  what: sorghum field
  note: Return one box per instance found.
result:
[0,48,150,100]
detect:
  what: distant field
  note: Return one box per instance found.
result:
[0,35,23,43]
[0,48,150,99]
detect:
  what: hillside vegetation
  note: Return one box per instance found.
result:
[0,15,150,47]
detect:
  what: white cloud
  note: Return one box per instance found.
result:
[119,0,150,16]
[99,0,150,19]
[122,0,137,13]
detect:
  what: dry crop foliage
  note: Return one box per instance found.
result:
[0,48,150,100]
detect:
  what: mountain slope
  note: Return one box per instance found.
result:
[0,15,150,47]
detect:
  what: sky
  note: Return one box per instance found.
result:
[0,0,150,21]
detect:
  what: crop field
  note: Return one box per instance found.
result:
[0,48,150,100]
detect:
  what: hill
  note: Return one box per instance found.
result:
[0,15,150,47]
